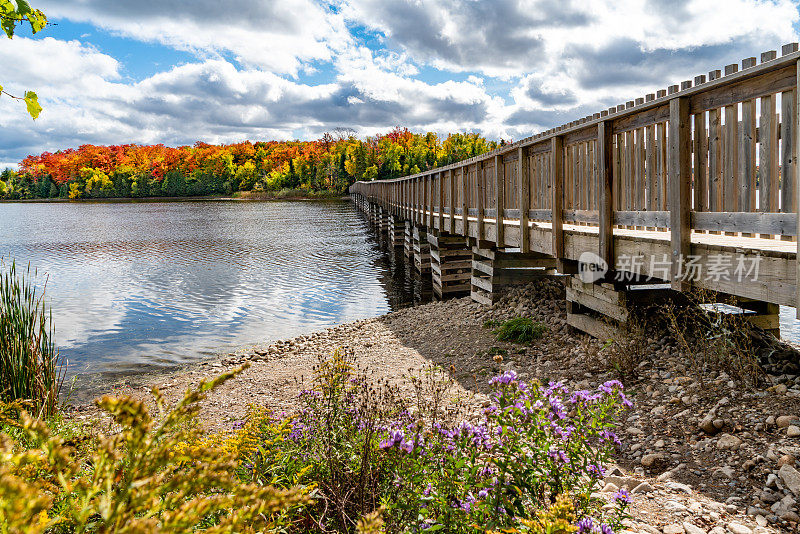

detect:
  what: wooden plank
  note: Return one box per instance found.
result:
[740,96,757,236]
[566,288,629,322]
[670,97,692,290]
[760,90,779,238]
[782,87,797,225]
[428,173,435,229]
[657,121,668,211]
[612,104,670,134]
[475,161,486,241]
[438,171,445,230]
[693,111,708,212]
[566,312,617,339]
[723,100,739,218]
[598,121,613,266]
[518,146,530,252]
[691,211,796,235]
[460,166,468,234]
[708,108,722,217]
[552,137,564,259]
[495,155,504,245]
[448,169,455,233]
[689,64,796,114]
[615,210,670,227]
[796,58,800,317]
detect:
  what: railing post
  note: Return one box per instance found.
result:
[448,169,455,233]
[551,136,564,260]
[461,165,468,236]
[428,173,435,229]
[598,121,614,267]
[669,96,692,290]
[495,155,504,246]
[518,147,529,252]
[477,161,485,241]
[439,171,445,230]
[796,57,800,316]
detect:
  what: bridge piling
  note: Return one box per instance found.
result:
[412,225,432,274]
[429,229,471,298]
[470,241,558,305]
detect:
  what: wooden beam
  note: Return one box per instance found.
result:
[476,162,485,240]
[448,169,455,232]
[518,147,530,252]
[495,155,504,246]
[551,136,564,259]
[669,97,692,290]
[598,121,613,266]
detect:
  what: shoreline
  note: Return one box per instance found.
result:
[0,192,347,203]
[65,280,800,532]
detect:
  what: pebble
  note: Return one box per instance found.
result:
[788,425,800,438]
[725,523,751,534]
[682,523,706,534]
[632,481,654,493]
[663,524,684,534]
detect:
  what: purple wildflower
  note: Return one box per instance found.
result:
[613,488,632,504]
[489,370,517,386]
[577,518,594,533]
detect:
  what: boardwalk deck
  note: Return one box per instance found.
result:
[351,44,800,326]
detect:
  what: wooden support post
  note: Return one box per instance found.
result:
[448,169,456,233]
[476,162,485,241]
[796,57,800,317]
[428,174,435,229]
[551,136,564,260]
[495,155,504,246]
[669,97,692,291]
[598,121,613,268]
[518,147,530,252]
[439,171,445,231]
[461,166,468,235]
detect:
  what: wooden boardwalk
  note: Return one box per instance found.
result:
[351,44,800,336]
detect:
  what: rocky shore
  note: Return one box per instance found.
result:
[70,279,800,533]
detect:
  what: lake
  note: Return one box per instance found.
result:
[1,198,799,388]
[0,199,431,383]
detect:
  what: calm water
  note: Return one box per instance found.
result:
[0,199,430,379]
[1,199,798,385]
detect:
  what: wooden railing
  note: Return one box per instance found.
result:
[350,43,800,308]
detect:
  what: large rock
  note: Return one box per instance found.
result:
[641,453,667,468]
[716,433,742,450]
[777,415,797,428]
[779,464,800,495]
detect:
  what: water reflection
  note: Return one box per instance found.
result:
[0,199,430,379]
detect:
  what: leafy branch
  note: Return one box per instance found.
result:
[1,0,47,119]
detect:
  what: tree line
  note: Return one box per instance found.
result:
[0,128,502,200]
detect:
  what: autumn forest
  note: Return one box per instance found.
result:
[0,128,501,200]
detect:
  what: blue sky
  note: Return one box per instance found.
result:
[1,0,799,168]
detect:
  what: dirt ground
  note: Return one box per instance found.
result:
[66,279,800,533]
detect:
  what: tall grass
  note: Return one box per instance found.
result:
[0,261,63,417]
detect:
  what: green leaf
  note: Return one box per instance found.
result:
[14,0,32,16]
[1,15,14,38]
[27,8,45,33]
[23,90,41,119]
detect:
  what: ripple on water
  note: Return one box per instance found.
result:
[0,200,416,377]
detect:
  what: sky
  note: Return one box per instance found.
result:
[1,0,799,169]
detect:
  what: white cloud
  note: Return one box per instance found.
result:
[1,0,799,165]
[37,0,353,75]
